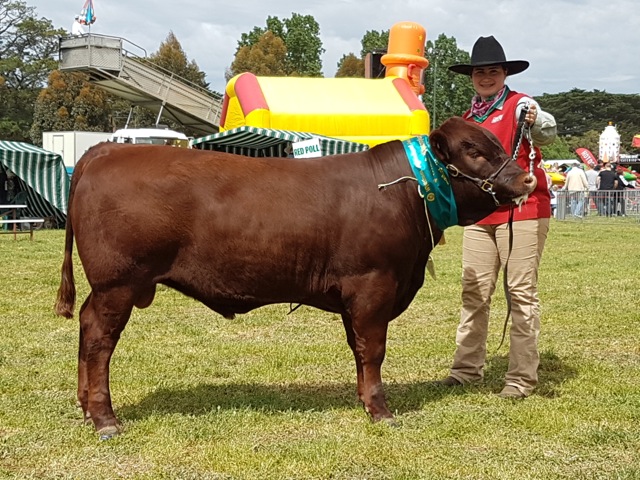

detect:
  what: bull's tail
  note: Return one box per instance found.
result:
[54,162,83,319]
[55,219,76,318]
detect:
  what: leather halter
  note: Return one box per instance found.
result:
[443,104,531,206]
[445,156,513,206]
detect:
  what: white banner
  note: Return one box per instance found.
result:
[292,138,322,158]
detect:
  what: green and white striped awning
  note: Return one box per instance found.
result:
[0,140,70,226]
[191,126,369,157]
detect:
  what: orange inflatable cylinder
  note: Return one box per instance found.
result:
[381,22,428,95]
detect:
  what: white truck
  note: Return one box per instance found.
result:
[44,128,190,174]
[42,131,111,173]
[109,128,189,147]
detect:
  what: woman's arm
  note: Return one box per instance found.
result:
[516,98,557,146]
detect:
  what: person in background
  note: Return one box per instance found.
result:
[549,185,558,217]
[563,163,588,217]
[0,167,8,205]
[585,164,600,215]
[596,162,617,216]
[615,166,630,216]
[71,15,85,36]
[439,35,557,399]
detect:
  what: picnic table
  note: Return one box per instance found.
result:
[0,204,44,240]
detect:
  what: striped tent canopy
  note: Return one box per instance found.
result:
[191,126,369,157]
[0,140,70,226]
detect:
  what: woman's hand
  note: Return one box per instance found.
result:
[526,104,537,126]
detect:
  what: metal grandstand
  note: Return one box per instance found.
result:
[58,34,223,136]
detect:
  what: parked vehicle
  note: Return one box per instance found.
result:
[109,128,189,147]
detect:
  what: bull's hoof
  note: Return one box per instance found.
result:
[379,417,400,428]
[371,414,398,427]
[82,411,92,425]
[97,425,121,441]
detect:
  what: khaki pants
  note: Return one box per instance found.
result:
[449,218,549,395]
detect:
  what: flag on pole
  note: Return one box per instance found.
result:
[79,0,96,25]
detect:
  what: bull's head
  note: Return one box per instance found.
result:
[429,117,537,225]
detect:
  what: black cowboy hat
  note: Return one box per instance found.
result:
[448,36,529,76]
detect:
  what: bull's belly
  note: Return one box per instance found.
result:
[161,256,345,315]
[162,252,426,320]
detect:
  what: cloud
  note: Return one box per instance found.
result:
[28,0,640,96]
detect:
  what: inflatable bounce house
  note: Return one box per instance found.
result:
[210,21,431,149]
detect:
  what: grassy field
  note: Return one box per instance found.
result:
[1,220,639,479]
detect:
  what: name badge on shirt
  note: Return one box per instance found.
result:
[491,114,504,123]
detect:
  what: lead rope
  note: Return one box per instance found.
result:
[496,103,534,351]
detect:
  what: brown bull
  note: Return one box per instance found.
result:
[55,117,536,438]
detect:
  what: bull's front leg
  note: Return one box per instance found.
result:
[354,321,393,422]
[344,289,395,422]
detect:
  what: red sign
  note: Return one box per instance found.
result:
[575,148,598,168]
[632,135,640,148]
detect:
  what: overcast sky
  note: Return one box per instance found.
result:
[28,0,639,98]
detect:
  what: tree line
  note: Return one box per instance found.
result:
[2,1,639,159]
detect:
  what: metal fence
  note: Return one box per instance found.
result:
[554,189,640,221]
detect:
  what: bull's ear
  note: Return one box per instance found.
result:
[429,130,449,161]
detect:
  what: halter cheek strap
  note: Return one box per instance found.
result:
[447,103,534,206]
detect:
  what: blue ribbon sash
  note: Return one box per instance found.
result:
[402,135,458,230]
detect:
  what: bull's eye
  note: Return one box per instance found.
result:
[462,141,482,159]
[468,149,483,159]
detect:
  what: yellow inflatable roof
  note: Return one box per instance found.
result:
[220,73,430,147]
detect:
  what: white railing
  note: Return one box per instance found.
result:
[554,190,640,221]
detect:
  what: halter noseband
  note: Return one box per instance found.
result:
[444,104,534,206]
[445,154,514,206]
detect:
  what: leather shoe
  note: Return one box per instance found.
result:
[497,386,526,399]
[438,376,462,386]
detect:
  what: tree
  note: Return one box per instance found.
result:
[233,14,324,78]
[423,34,475,130]
[0,0,65,140]
[360,30,389,58]
[29,71,111,145]
[563,129,601,158]
[229,31,287,78]
[280,13,324,77]
[131,32,212,134]
[536,89,640,154]
[539,136,575,160]
[335,54,363,78]
[148,31,209,89]
[335,30,388,77]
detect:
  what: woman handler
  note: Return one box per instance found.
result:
[440,36,557,399]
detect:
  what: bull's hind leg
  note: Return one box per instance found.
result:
[78,288,134,438]
[340,313,364,402]
[76,296,91,425]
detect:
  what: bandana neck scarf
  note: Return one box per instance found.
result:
[470,85,509,121]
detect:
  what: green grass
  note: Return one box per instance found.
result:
[1,220,639,479]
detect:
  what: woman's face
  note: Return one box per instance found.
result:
[471,65,507,99]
